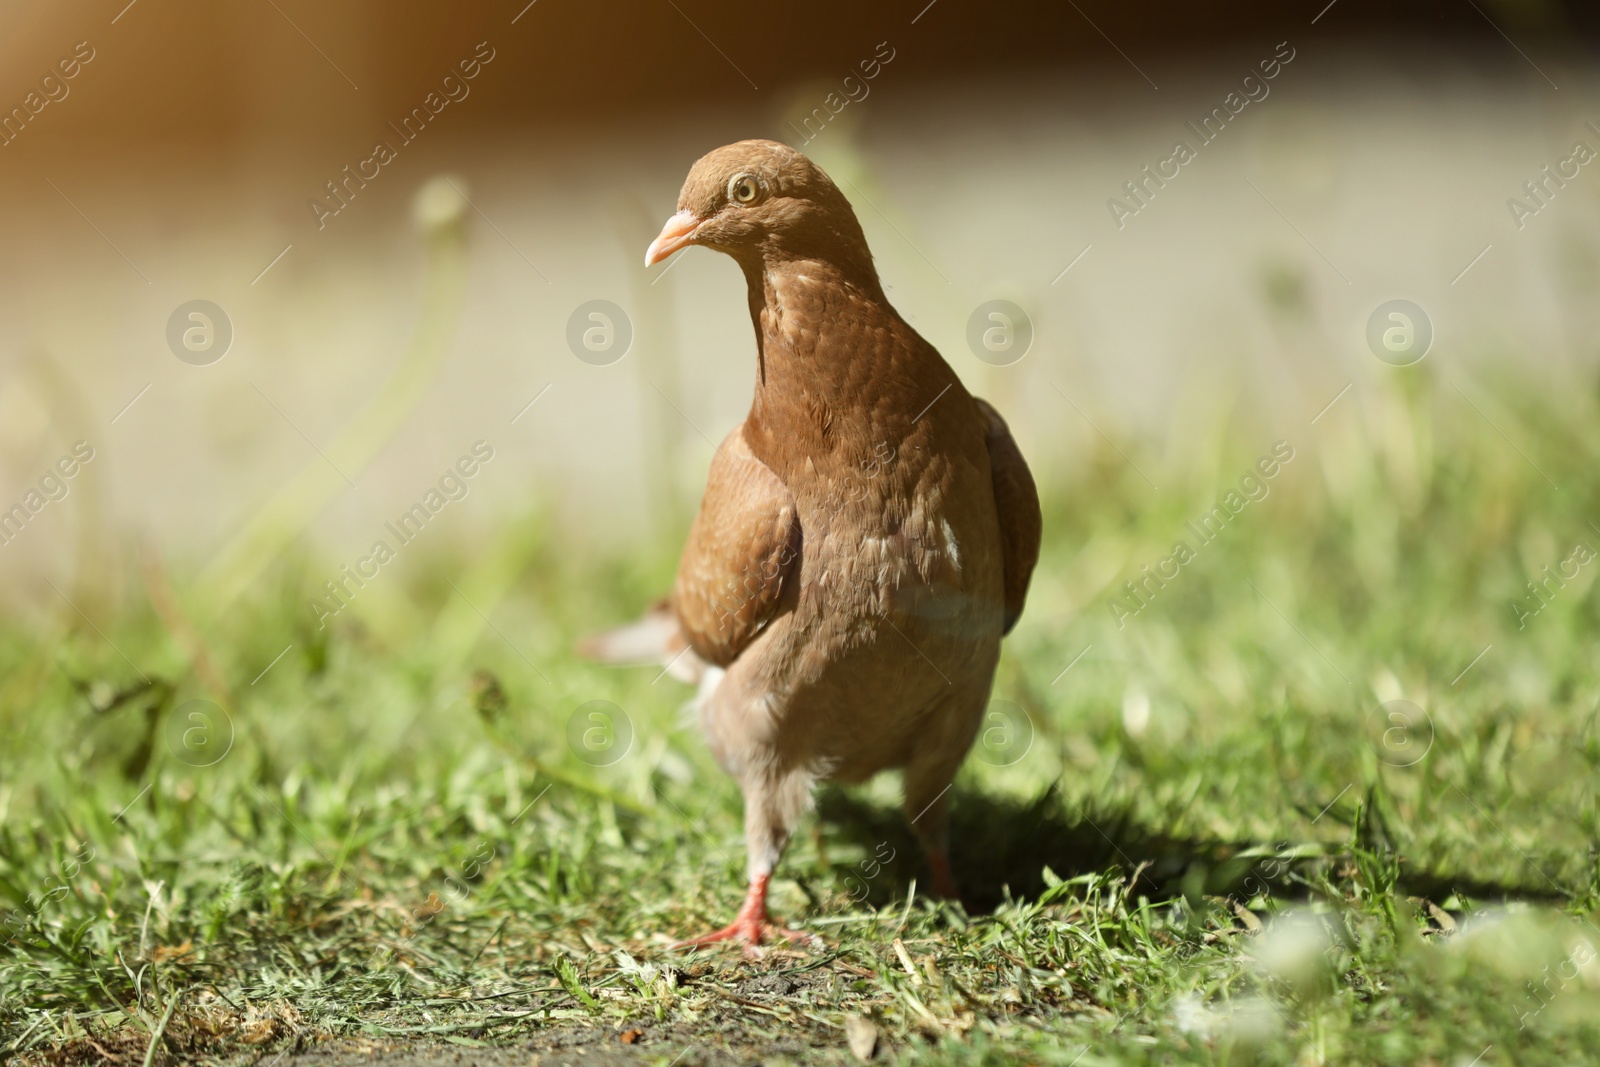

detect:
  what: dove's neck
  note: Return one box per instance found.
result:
[741,254,959,475]
[745,254,890,397]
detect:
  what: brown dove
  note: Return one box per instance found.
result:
[585,140,1040,949]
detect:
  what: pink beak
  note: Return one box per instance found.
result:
[645,210,703,266]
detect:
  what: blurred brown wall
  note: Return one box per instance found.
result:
[0,0,1589,150]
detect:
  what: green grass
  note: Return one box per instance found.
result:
[3,364,1600,1065]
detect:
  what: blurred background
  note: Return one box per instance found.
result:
[6,4,1600,1060]
[2,0,1598,610]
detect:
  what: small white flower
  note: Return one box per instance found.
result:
[413,175,469,232]
[1122,687,1150,737]
[1253,912,1331,994]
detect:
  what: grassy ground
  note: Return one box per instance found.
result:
[3,365,1600,1066]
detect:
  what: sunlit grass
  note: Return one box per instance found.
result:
[2,363,1599,1065]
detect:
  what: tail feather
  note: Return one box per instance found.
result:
[577,600,704,684]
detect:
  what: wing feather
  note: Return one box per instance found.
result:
[672,423,800,666]
[974,397,1041,634]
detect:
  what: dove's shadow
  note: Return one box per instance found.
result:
[813,785,1571,913]
[814,785,1221,913]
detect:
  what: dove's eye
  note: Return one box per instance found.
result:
[729,174,761,204]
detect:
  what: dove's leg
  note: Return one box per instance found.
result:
[672,771,819,954]
[903,747,966,901]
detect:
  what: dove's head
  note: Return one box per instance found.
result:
[646,139,874,278]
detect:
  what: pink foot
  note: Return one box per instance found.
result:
[671,874,820,957]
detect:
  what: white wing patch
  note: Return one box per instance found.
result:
[941,518,961,570]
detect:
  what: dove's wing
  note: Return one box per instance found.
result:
[974,397,1041,635]
[672,422,801,667]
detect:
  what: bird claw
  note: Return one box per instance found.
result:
[671,873,821,957]
[671,919,821,958]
